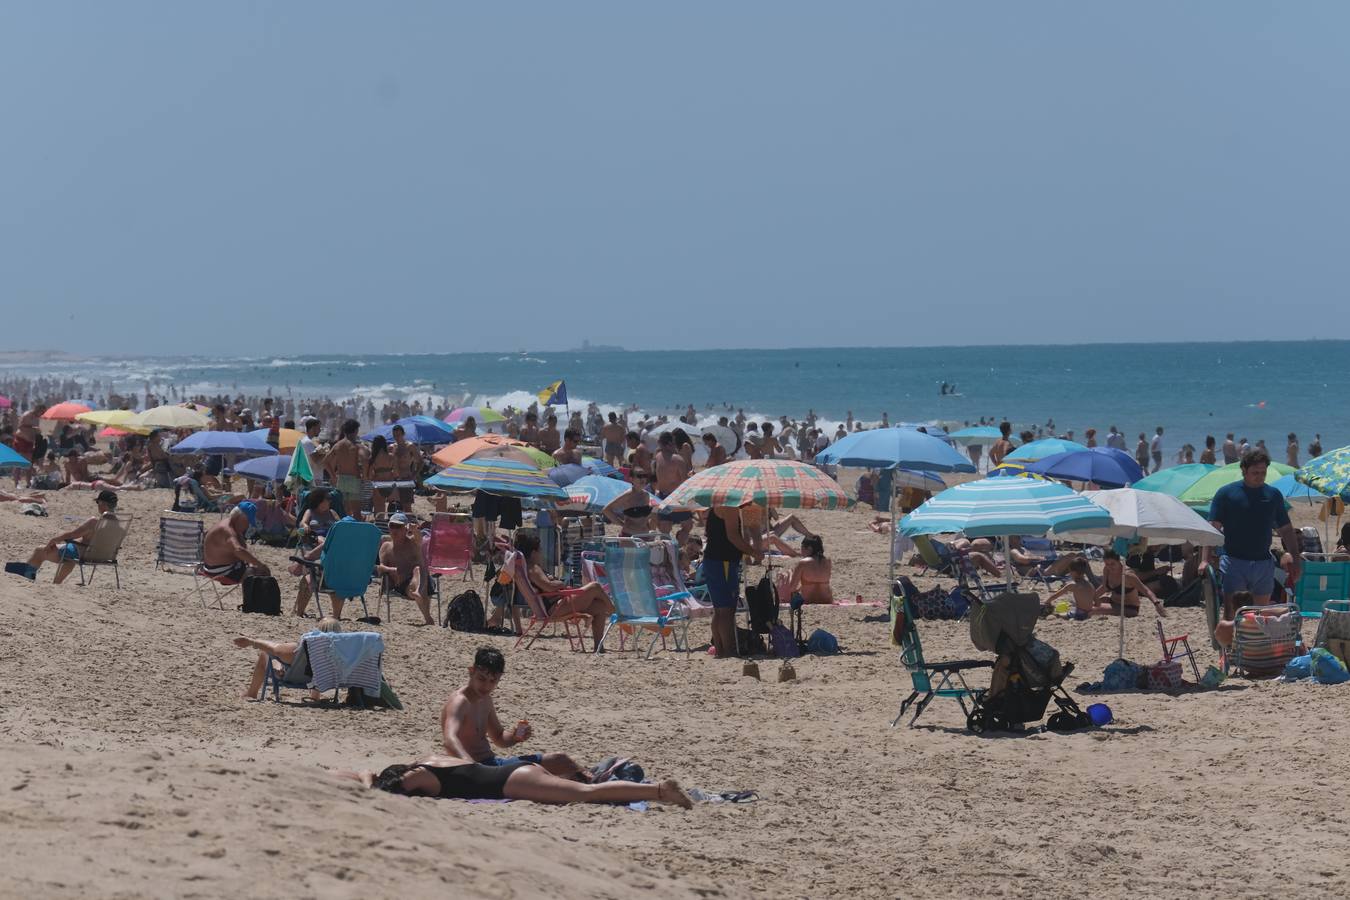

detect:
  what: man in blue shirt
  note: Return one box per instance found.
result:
[1202,448,1302,615]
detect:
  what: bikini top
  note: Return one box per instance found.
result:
[624,505,653,519]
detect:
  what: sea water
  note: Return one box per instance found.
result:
[3,340,1346,457]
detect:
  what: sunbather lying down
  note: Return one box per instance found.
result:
[343,754,692,808]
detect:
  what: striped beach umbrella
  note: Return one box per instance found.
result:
[443,406,506,425]
[1296,446,1350,502]
[426,456,569,500]
[1003,438,1089,462]
[430,435,553,470]
[560,474,656,515]
[657,460,852,510]
[899,477,1112,539]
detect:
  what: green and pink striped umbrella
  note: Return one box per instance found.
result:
[657,460,852,510]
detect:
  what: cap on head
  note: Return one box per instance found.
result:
[388,512,409,526]
[236,500,257,527]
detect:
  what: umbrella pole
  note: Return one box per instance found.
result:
[1003,535,1012,592]
[887,481,896,607]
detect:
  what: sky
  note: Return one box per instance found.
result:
[2,3,1348,355]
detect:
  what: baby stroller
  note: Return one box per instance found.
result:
[964,592,1089,734]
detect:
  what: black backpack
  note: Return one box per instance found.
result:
[240,574,281,615]
[746,574,778,634]
[442,589,486,632]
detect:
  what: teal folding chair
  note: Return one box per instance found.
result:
[891,583,992,727]
[597,538,691,659]
[292,518,382,620]
[1293,561,1350,619]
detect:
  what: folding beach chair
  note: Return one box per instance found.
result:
[292,518,383,620]
[597,538,692,659]
[912,534,995,603]
[890,582,992,727]
[427,513,474,589]
[1229,603,1303,677]
[156,514,237,610]
[502,549,592,652]
[73,514,132,589]
[1156,619,1201,682]
[263,631,388,705]
[1293,561,1350,619]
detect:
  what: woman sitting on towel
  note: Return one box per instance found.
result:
[787,535,833,604]
[344,755,692,808]
[233,617,343,700]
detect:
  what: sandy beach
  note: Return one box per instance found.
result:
[2,484,1347,899]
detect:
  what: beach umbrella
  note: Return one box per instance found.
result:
[1296,446,1350,502]
[559,474,656,515]
[1273,473,1329,503]
[443,406,506,425]
[364,416,455,446]
[702,424,739,455]
[988,462,1049,480]
[949,426,1003,445]
[813,427,976,472]
[77,409,137,428]
[657,459,852,511]
[249,427,304,451]
[1132,463,1218,499]
[1174,461,1297,510]
[581,456,621,478]
[41,401,94,421]
[1003,438,1089,462]
[287,442,315,489]
[0,443,31,468]
[1059,488,1224,658]
[131,404,210,430]
[431,435,553,470]
[900,477,1113,540]
[549,464,590,487]
[170,430,278,458]
[426,456,569,500]
[233,455,293,483]
[98,427,136,439]
[1024,447,1145,488]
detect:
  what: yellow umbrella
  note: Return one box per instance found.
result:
[131,404,211,431]
[77,409,151,435]
[249,427,303,451]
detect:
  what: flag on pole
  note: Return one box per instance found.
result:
[537,380,568,406]
[286,442,314,489]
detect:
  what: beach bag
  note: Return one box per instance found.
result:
[911,586,948,620]
[1102,659,1145,691]
[746,575,778,634]
[239,575,281,616]
[770,622,800,658]
[1311,648,1350,685]
[806,629,839,654]
[1146,660,1184,691]
[442,589,486,632]
[942,586,972,620]
[1282,654,1312,681]
[735,627,767,657]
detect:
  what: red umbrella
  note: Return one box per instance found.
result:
[41,401,93,421]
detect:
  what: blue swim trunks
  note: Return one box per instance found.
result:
[1219,555,1276,597]
[58,542,81,561]
[702,558,742,610]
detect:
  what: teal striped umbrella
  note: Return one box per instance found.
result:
[1132,463,1217,498]
[1296,446,1350,501]
[900,477,1112,538]
[426,456,569,500]
[1004,438,1089,462]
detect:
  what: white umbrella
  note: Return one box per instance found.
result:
[131,404,211,431]
[1060,488,1223,658]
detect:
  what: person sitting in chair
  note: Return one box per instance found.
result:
[233,617,343,700]
[202,503,270,586]
[21,489,120,583]
[511,531,614,649]
[378,512,434,625]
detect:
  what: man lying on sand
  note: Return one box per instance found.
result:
[441,647,590,780]
[202,504,270,585]
[233,617,343,700]
[21,488,120,583]
[343,755,692,807]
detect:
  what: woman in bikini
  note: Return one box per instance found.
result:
[345,754,692,808]
[786,535,833,604]
[602,471,656,536]
[366,435,396,516]
[1097,550,1166,618]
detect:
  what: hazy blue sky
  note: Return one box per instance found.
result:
[3,3,1347,354]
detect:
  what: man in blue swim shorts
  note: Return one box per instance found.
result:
[1203,447,1302,618]
[22,489,120,583]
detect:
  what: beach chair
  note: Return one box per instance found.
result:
[156,514,235,610]
[1229,603,1303,677]
[648,538,712,618]
[597,539,692,659]
[292,519,383,620]
[427,513,474,586]
[912,534,995,603]
[263,631,387,705]
[1156,619,1201,683]
[1292,561,1350,619]
[502,549,591,652]
[890,582,992,727]
[72,514,132,589]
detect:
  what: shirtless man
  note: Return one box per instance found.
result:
[202,503,270,585]
[600,413,626,467]
[538,414,561,456]
[377,512,433,625]
[759,423,782,458]
[440,646,588,779]
[626,430,652,472]
[519,411,540,447]
[323,419,365,516]
[391,424,421,513]
[15,405,46,485]
[552,429,582,465]
[701,432,727,469]
[22,489,120,582]
[653,433,691,499]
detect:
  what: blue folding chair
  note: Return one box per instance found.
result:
[598,538,692,659]
[292,518,382,620]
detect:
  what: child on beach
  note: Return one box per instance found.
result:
[1048,558,1112,619]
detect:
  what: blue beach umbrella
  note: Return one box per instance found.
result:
[900,477,1113,539]
[814,427,976,472]
[581,456,621,478]
[169,431,278,458]
[1003,438,1090,462]
[560,474,657,515]
[364,416,455,446]
[0,443,32,468]
[1273,473,1329,503]
[231,455,293,483]
[426,456,569,500]
[950,426,1003,445]
[548,464,590,487]
[1024,447,1145,488]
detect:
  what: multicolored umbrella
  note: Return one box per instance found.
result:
[41,401,94,421]
[899,477,1112,538]
[249,427,304,451]
[1132,463,1217,498]
[1003,438,1089,462]
[431,434,552,470]
[443,406,506,425]
[657,460,852,510]
[131,404,211,431]
[1296,446,1350,502]
[426,456,569,500]
[1175,461,1297,509]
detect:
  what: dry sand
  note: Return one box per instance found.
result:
[2,485,1349,899]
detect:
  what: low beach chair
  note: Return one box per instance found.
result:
[292,518,382,620]
[263,631,387,705]
[890,582,992,727]
[502,549,592,652]
[1229,603,1303,677]
[597,539,692,659]
[912,534,995,604]
[1293,561,1350,619]
[73,514,132,589]
[1156,619,1201,682]
[157,514,238,610]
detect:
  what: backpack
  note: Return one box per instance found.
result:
[806,628,839,654]
[443,589,486,632]
[239,574,281,615]
[735,626,767,657]
[746,575,778,634]
[769,622,800,658]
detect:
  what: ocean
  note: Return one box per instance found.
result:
[3,341,1346,458]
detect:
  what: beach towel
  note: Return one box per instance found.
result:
[303,631,383,696]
